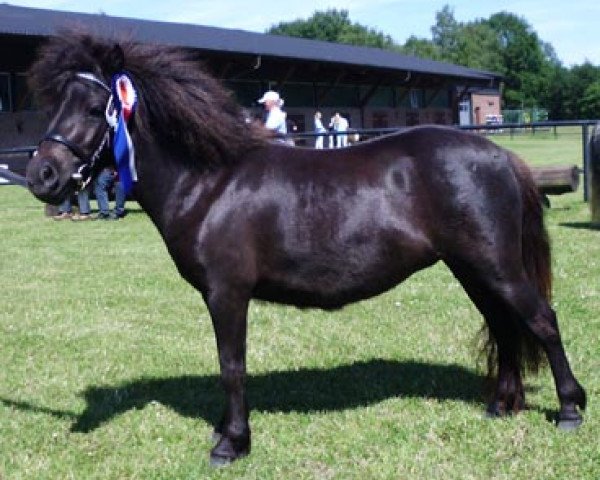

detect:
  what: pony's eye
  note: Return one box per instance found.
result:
[89,106,104,118]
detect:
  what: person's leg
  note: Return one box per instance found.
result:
[114,180,127,218]
[94,169,112,218]
[53,197,72,220]
[72,187,91,220]
[315,134,323,149]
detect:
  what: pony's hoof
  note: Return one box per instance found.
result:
[209,448,248,467]
[485,401,505,418]
[209,453,233,467]
[209,435,249,467]
[557,417,583,431]
[485,409,501,419]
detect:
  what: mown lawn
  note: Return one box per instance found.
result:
[490,126,585,167]
[0,133,598,478]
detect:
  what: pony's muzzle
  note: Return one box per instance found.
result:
[26,156,69,204]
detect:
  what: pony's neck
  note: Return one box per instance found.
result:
[131,137,220,236]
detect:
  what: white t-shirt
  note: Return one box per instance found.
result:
[314,117,326,133]
[265,107,287,135]
[335,116,349,132]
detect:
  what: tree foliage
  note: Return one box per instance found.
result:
[266,6,600,119]
[402,35,442,60]
[267,9,397,49]
[580,81,600,119]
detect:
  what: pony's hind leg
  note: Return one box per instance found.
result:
[482,313,527,417]
[449,262,585,427]
[524,299,586,429]
[450,267,528,416]
[488,279,586,428]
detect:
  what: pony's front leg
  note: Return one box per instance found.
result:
[204,286,251,465]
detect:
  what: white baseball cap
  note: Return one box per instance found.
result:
[258,90,282,104]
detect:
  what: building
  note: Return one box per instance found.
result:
[0,3,502,155]
[458,88,502,127]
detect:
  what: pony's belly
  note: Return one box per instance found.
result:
[253,257,429,310]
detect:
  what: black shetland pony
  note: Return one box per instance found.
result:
[26,33,585,465]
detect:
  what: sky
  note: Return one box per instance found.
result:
[6,0,600,66]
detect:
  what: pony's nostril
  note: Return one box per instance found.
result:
[39,161,59,187]
[40,164,53,180]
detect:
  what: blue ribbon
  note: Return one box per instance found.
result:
[110,73,138,195]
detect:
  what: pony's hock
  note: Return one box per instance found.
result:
[25,32,586,464]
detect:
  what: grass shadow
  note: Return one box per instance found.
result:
[68,359,485,432]
[1,359,485,432]
[559,221,600,231]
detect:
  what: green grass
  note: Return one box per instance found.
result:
[1,134,599,478]
[489,126,585,167]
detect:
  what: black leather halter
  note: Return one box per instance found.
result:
[42,132,89,160]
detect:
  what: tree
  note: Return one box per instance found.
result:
[402,35,442,60]
[564,63,600,118]
[540,64,570,119]
[484,12,550,108]
[404,8,561,111]
[431,5,460,62]
[267,9,398,49]
[453,21,503,72]
[580,81,600,119]
[266,6,599,119]
[401,7,504,73]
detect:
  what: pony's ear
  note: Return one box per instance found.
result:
[105,44,125,72]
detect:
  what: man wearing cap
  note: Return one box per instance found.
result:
[258,90,287,139]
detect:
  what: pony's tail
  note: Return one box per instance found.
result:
[512,153,550,374]
[511,153,552,303]
[481,154,550,380]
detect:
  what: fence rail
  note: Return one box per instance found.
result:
[0,145,35,187]
[2,121,599,201]
[289,120,599,201]
[0,146,37,156]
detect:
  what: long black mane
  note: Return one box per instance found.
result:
[28,31,270,169]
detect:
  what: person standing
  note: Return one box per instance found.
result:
[328,114,337,148]
[94,166,127,220]
[333,112,349,148]
[314,111,327,149]
[258,90,287,141]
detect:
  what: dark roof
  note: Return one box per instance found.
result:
[0,3,501,85]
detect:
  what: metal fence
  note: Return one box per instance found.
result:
[501,108,549,124]
[2,120,599,200]
[289,120,600,201]
[0,146,35,186]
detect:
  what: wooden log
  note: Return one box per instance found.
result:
[590,123,600,225]
[530,165,580,195]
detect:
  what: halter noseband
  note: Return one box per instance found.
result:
[39,72,114,188]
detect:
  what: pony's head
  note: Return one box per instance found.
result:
[26,33,126,204]
[26,31,270,204]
